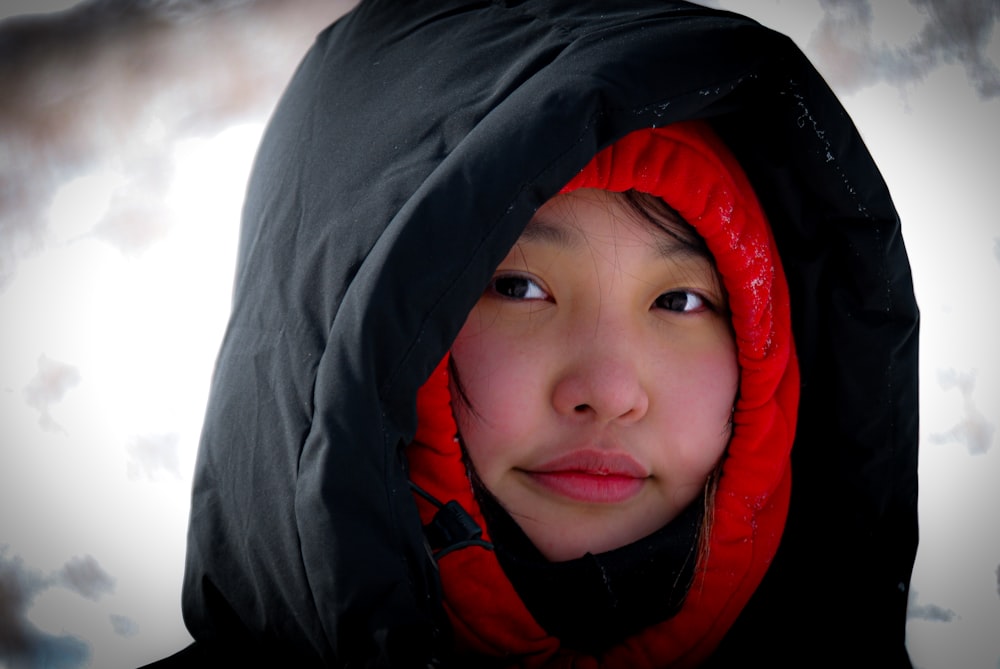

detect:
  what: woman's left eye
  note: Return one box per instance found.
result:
[655,290,706,313]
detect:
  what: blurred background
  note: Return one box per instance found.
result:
[0,1,997,667]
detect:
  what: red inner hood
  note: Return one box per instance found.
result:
[408,121,800,667]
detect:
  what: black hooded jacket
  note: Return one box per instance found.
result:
[147,1,919,667]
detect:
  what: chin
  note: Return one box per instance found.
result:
[526,516,662,562]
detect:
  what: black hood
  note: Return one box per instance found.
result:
[177,1,918,666]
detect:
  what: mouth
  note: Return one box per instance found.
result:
[522,450,649,504]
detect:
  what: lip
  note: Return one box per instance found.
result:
[522,450,649,504]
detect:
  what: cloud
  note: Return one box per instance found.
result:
[810,0,1000,98]
[44,158,176,253]
[0,548,91,669]
[109,613,138,638]
[126,432,181,481]
[22,354,81,432]
[0,0,353,289]
[911,0,1000,97]
[57,555,115,601]
[907,588,958,622]
[92,187,175,255]
[908,601,959,622]
[930,369,996,454]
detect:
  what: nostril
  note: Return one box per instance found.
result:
[573,404,590,413]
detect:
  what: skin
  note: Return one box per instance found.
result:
[450,189,739,562]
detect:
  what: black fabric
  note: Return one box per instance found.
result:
[475,482,702,655]
[171,1,920,667]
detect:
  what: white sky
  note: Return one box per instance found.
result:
[1,1,998,668]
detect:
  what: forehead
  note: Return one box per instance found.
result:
[523,189,706,262]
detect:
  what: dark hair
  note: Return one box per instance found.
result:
[620,190,707,252]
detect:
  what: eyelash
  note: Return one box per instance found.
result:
[489,274,711,313]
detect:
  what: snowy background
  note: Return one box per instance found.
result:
[0,1,997,667]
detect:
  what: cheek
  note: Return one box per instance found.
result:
[689,322,739,408]
[654,327,739,465]
[449,320,544,474]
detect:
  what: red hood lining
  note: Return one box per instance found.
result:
[408,121,799,667]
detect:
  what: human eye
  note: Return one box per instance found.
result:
[489,273,550,301]
[654,290,707,313]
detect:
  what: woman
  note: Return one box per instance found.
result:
[147,1,919,666]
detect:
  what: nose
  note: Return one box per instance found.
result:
[551,347,650,423]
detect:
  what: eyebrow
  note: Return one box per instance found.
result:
[650,233,707,262]
[518,217,583,249]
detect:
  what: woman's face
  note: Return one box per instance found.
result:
[450,189,739,562]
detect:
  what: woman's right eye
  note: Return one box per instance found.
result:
[490,274,549,301]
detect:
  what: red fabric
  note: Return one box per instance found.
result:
[409,122,799,667]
